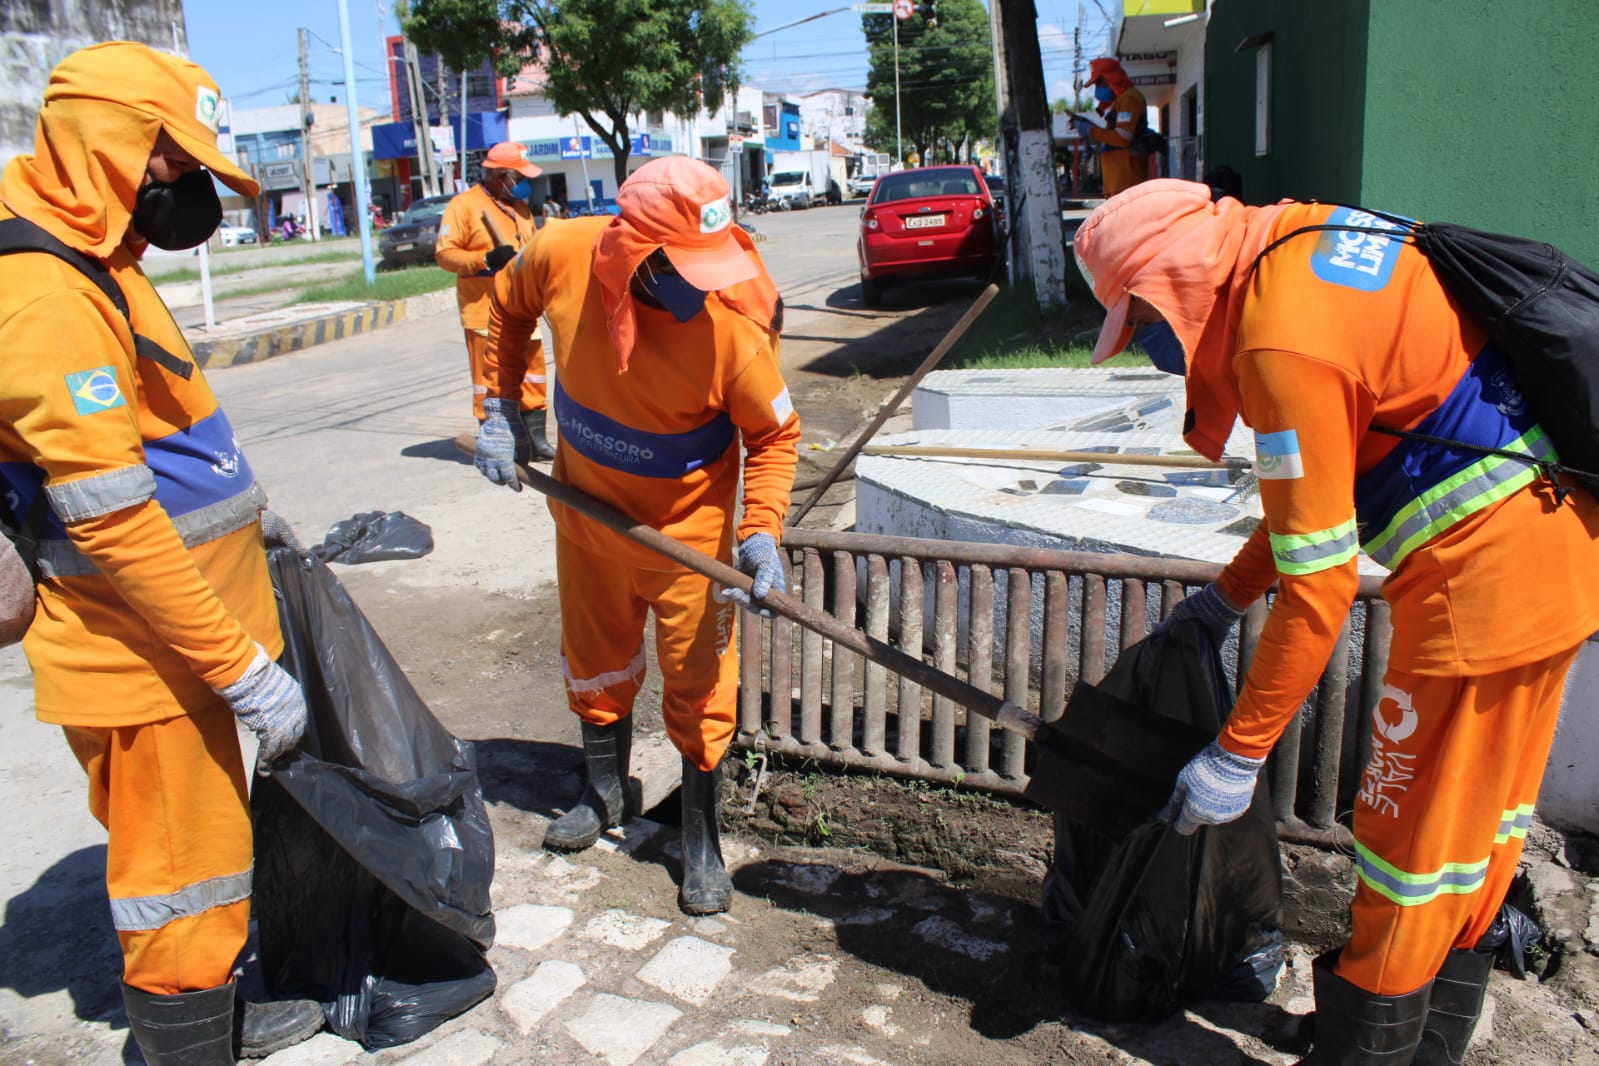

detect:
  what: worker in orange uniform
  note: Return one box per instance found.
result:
[435,140,554,460]
[1074,179,1599,1065]
[474,157,799,915]
[0,43,326,1062]
[1075,57,1149,198]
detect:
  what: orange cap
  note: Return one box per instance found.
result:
[45,41,259,196]
[484,141,542,179]
[615,157,757,291]
[1073,179,1216,365]
[1086,57,1126,88]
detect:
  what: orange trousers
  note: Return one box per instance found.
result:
[557,534,740,771]
[65,702,253,995]
[1101,150,1149,198]
[1337,644,1581,995]
[465,328,547,421]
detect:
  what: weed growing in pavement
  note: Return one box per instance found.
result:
[947,281,1151,370]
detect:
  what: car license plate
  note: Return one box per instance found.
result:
[393,242,415,252]
[905,215,944,230]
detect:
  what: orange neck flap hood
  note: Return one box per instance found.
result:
[591,216,780,372]
[1077,181,1291,459]
[2,93,157,259]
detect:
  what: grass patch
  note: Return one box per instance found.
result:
[948,280,1152,371]
[290,265,454,305]
[146,247,364,283]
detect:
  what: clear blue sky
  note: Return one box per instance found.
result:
[183,0,1107,117]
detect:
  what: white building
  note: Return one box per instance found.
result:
[797,88,871,153]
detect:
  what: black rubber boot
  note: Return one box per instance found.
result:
[1297,950,1430,1064]
[236,997,324,1059]
[678,756,733,915]
[1412,948,1494,1065]
[544,718,631,851]
[121,981,235,1065]
[521,407,557,462]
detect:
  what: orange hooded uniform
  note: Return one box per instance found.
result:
[486,178,799,770]
[1085,58,1149,198]
[435,150,545,420]
[0,44,279,994]
[1075,182,1599,997]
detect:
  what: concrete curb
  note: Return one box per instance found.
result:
[187,287,457,370]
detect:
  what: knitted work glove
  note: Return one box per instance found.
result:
[260,509,304,552]
[720,532,785,611]
[1162,739,1266,835]
[217,645,308,776]
[475,397,526,491]
[1162,582,1244,645]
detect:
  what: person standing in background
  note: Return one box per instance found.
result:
[1076,57,1150,198]
[435,141,554,460]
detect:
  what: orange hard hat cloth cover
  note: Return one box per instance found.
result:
[484,141,542,179]
[592,157,779,371]
[2,41,257,260]
[1072,179,1290,459]
[1087,57,1131,93]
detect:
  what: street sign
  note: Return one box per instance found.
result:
[851,3,895,11]
[729,134,745,150]
[893,0,914,18]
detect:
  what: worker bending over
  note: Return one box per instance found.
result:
[1076,179,1599,1066]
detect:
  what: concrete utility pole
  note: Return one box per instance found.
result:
[338,0,376,282]
[992,0,1067,311]
[436,60,452,190]
[402,36,439,198]
[296,28,321,241]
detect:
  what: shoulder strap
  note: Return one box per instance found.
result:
[0,217,193,380]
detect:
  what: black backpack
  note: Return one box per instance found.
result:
[1130,117,1168,159]
[0,217,193,574]
[1254,208,1599,505]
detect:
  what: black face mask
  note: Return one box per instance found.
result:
[131,169,222,250]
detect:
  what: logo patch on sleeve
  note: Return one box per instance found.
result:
[1254,429,1304,480]
[66,367,127,415]
[771,386,794,424]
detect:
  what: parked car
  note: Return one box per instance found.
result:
[846,171,880,199]
[856,165,1003,307]
[378,195,452,268]
[218,221,256,247]
[982,173,1008,230]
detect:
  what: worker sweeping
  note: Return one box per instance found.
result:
[1076,57,1150,198]
[1074,179,1599,1065]
[474,156,799,915]
[0,43,322,1062]
[436,140,554,459]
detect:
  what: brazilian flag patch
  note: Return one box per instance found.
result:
[65,366,127,415]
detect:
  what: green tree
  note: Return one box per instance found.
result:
[862,0,996,167]
[399,0,754,186]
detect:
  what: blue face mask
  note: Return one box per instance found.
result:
[509,177,534,200]
[1133,320,1186,375]
[637,254,708,323]
[1094,84,1116,103]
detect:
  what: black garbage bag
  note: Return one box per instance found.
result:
[253,548,496,1050]
[1041,618,1285,1020]
[309,510,434,565]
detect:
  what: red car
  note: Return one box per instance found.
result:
[856,165,1004,306]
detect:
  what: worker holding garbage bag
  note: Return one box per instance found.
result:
[1074,178,1599,1065]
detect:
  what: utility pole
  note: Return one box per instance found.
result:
[436,61,453,191]
[893,12,903,165]
[402,36,438,198]
[297,29,321,241]
[992,0,1067,311]
[340,0,376,283]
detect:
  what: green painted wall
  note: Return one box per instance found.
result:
[1204,0,1369,204]
[1205,1,1599,266]
[1362,0,1599,268]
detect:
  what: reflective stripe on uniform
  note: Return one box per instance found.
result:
[44,464,156,521]
[35,482,266,579]
[1353,839,1489,907]
[1363,427,1553,569]
[524,372,546,385]
[1269,517,1359,576]
[562,647,646,695]
[1494,803,1535,845]
[109,866,252,932]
